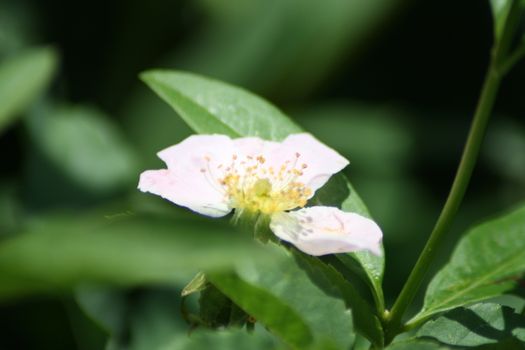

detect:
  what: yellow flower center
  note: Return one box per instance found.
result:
[204,152,312,215]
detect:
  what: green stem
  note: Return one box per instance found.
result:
[383,3,524,343]
[384,59,502,343]
[373,284,386,316]
[500,43,525,76]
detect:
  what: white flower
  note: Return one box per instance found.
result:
[270,207,382,256]
[138,133,382,256]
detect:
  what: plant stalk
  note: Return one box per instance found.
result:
[384,61,502,344]
[383,3,524,343]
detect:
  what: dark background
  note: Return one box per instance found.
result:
[0,0,524,348]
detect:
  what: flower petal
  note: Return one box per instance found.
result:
[158,134,235,170]
[270,206,382,256]
[233,137,280,158]
[138,133,350,217]
[271,133,349,194]
[139,135,237,217]
[138,169,231,217]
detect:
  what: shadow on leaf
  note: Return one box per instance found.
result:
[417,303,525,348]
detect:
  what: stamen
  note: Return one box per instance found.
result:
[199,157,227,195]
[218,151,312,214]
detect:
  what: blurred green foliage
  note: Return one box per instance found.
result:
[0,0,524,349]
[0,47,57,133]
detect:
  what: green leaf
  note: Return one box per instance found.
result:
[140,70,301,139]
[417,303,525,347]
[26,104,138,194]
[340,195,384,312]
[0,214,275,299]
[294,252,384,347]
[412,205,525,324]
[385,339,450,350]
[163,327,278,350]
[210,246,355,349]
[0,46,57,134]
[209,272,314,349]
[141,69,384,306]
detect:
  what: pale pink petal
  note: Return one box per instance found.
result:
[269,133,349,195]
[138,133,350,217]
[138,169,231,217]
[139,135,237,217]
[158,134,235,171]
[270,206,382,256]
[233,137,280,158]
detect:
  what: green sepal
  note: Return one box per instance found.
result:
[181,272,207,297]
[231,209,275,244]
[199,283,233,328]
